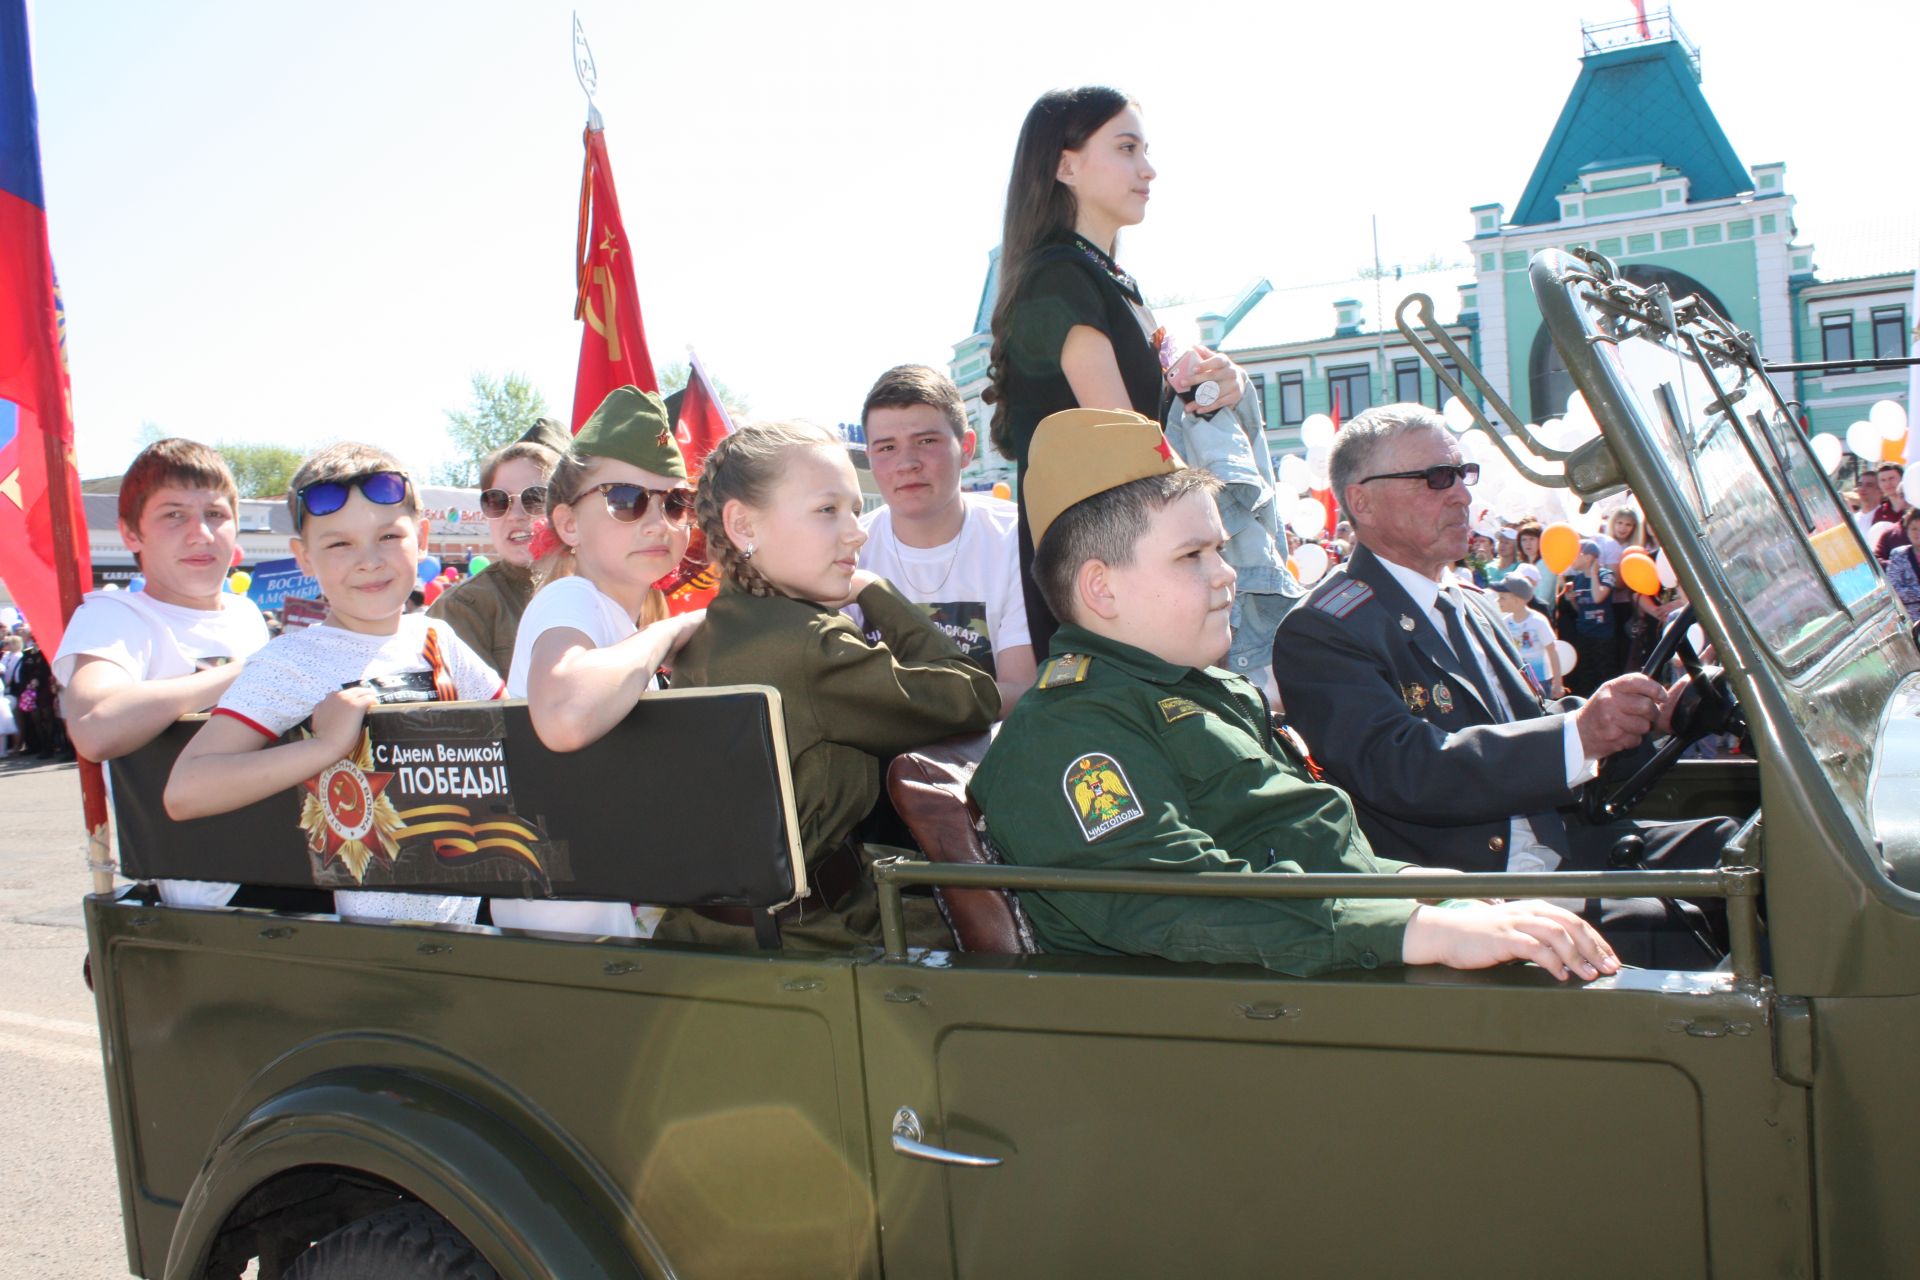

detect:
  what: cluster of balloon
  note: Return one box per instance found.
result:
[1844,401,1910,466]
[1539,522,1582,574]
[468,556,491,574]
[226,571,252,595]
[991,481,1011,500]
[416,557,443,585]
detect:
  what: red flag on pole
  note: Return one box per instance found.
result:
[572,124,658,428]
[654,350,735,614]
[1,0,112,890]
[0,3,91,655]
[1632,0,1651,38]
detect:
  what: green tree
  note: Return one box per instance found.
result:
[217,441,304,498]
[438,371,549,486]
[658,361,751,422]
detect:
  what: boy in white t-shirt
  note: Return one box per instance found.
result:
[856,364,1034,715]
[166,444,503,925]
[53,439,273,908]
[1493,576,1565,697]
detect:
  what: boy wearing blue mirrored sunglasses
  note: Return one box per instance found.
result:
[166,443,504,925]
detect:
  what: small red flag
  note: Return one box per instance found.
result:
[0,2,91,656]
[654,351,735,614]
[572,125,658,428]
[1632,0,1651,38]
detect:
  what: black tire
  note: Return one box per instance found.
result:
[284,1202,497,1280]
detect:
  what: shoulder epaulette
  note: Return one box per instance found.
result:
[1309,578,1374,620]
[1037,652,1092,689]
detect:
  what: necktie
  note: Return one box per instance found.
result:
[1432,592,1493,716]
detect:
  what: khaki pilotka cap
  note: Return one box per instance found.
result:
[516,417,573,455]
[1024,407,1184,545]
[571,386,689,479]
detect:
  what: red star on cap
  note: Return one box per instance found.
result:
[1154,434,1174,462]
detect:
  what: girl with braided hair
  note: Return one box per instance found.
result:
[653,421,1000,952]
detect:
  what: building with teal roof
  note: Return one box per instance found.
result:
[950,10,1914,476]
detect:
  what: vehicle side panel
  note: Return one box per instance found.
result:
[859,957,1812,1279]
[87,899,878,1280]
[1810,994,1920,1277]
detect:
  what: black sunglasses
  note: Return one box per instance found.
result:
[479,485,548,518]
[1357,462,1480,491]
[580,482,696,525]
[296,470,411,521]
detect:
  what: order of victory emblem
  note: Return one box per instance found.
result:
[299,731,405,883]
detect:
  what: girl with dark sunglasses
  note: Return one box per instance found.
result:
[496,389,704,938]
[428,421,569,676]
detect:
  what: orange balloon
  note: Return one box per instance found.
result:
[991,481,1012,500]
[1618,549,1660,596]
[1287,557,1301,579]
[1539,522,1581,575]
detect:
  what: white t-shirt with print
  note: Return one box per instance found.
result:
[54,590,271,908]
[216,616,502,925]
[501,575,658,939]
[1502,608,1560,688]
[854,493,1028,676]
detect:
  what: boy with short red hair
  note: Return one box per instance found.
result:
[54,438,270,907]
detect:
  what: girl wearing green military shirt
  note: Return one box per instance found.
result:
[653,421,1001,952]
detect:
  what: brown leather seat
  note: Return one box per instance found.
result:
[885,735,1038,955]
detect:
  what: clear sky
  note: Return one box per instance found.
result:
[25,0,1919,480]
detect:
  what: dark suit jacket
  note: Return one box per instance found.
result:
[1272,544,1586,872]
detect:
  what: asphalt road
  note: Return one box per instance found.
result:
[0,756,130,1279]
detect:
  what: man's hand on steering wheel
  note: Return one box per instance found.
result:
[1572,673,1673,758]
[1581,606,1743,823]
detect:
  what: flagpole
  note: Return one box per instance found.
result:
[36,341,113,896]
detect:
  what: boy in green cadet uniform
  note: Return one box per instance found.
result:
[970,408,1621,980]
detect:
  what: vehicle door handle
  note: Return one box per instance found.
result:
[891,1107,1002,1168]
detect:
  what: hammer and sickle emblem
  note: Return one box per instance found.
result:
[584,266,621,361]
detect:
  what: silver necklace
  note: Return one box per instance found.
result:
[892,505,968,596]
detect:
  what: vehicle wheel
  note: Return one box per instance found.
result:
[284,1202,497,1280]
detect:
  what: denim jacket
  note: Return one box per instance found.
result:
[1164,386,1304,675]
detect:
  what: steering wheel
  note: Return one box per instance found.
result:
[1581,605,1746,824]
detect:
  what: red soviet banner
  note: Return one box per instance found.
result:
[571,125,658,428]
[655,350,735,614]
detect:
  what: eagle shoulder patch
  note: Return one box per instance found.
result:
[1063,753,1144,841]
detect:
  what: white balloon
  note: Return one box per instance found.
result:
[1305,451,1331,490]
[1904,469,1920,507]
[1300,414,1335,449]
[1553,639,1577,675]
[1277,454,1311,494]
[1845,420,1883,463]
[1809,432,1845,474]
[1289,497,1330,535]
[1655,549,1678,590]
[1442,396,1475,433]
[1870,399,1909,440]
[1292,541,1330,586]
[1687,624,1707,655]
[1565,390,1595,425]
[1538,417,1564,446]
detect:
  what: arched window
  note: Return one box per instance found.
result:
[1527,265,1738,423]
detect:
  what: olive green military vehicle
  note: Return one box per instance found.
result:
[88,250,1919,1279]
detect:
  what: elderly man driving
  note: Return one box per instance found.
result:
[1271,403,1732,968]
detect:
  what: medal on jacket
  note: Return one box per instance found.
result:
[1432,682,1456,714]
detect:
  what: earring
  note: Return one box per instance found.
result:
[743,541,756,561]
